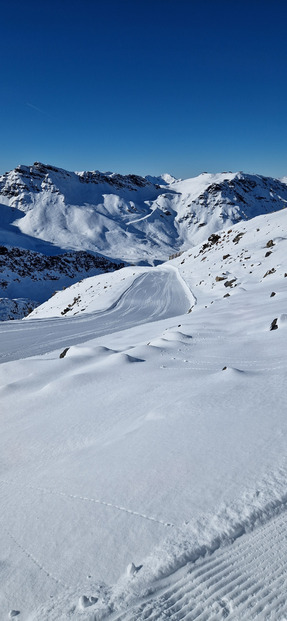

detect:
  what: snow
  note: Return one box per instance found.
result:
[145,173,178,186]
[0,187,287,618]
[1,164,287,266]
[2,163,287,319]
[0,267,192,363]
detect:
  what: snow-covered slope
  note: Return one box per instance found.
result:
[1,163,287,264]
[1,207,286,618]
[1,162,287,318]
[0,162,170,262]
[29,205,287,322]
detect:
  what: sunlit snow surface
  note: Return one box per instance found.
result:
[1,164,287,264]
[0,209,287,619]
[2,163,287,320]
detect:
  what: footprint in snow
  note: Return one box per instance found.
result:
[9,612,20,619]
[78,595,98,609]
[126,562,143,577]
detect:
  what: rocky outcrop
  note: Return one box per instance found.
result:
[0,245,125,319]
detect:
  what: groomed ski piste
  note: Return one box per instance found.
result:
[0,207,287,619]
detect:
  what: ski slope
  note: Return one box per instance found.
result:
[0,209,287,619]
[113,511,287,620]
[2,162,287,320]
[0,268,192,363]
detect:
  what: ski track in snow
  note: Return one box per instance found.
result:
[1,205,287,619]
[0,269,192,363]
[112,512,287,620]
[126,204,158,227]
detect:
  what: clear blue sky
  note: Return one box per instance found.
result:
[1,0,287,178]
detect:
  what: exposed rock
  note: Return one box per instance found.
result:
[0,298,38,321]
[208,233,221,245]
[270,318,278,331]
[224,278,237,288]
[263,268,276,278]
[59,347,70,358]
[0,246,124,279]
[233,232,245,244]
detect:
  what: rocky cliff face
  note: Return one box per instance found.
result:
[0,161,153,204]
[0,243,124,320]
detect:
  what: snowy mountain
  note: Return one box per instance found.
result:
[1,163,287,265]
[1,206,287,619]
[29,206,287,324]
[1,161,287,318]
[145,173,178,185]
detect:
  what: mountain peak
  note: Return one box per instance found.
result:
[145,173,178,186]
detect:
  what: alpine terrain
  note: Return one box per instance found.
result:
[0,163,287,620]
[1,161,287,318]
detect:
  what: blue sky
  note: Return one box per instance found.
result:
[1,0,287,178]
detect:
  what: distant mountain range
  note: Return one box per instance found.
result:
[0,161,287,318]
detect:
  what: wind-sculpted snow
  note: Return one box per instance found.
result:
[0,209,287,619]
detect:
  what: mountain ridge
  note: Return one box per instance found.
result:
[1,162,287,318]
[28,205,287,321]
